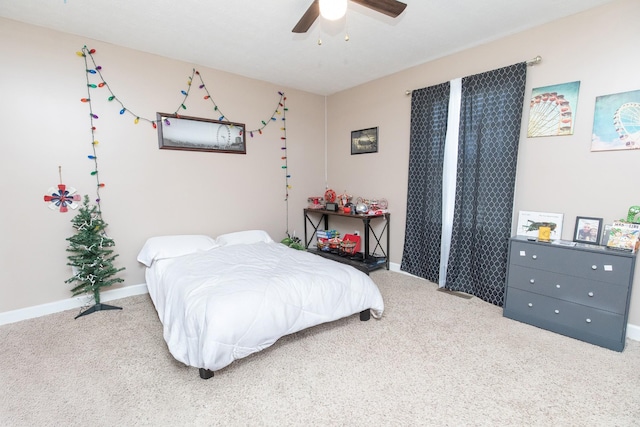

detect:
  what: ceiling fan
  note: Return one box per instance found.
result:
[292,0,407,33]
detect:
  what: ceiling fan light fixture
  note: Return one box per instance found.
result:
[319,0,347,21]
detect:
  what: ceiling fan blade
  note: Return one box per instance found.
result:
[292,0,320,33]
[350,0,407,18]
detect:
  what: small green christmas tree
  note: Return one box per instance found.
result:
[65,195,125,318]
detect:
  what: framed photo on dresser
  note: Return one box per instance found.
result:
[516,211,564,240]
[600,224,612,247]
[573,216,603,245]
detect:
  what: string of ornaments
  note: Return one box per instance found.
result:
[76,46,292,218]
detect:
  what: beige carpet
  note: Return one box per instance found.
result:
[2,270,639,426]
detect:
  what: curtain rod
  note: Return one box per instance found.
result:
[405,55,542,96]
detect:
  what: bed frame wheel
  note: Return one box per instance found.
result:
[199,368,215,379]
[359,309,371,321]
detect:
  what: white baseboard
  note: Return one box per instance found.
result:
[626,323,640,342]
[3,274,640,344]
[0,284,148,326]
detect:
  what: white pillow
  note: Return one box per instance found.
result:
[137,235,218,267]
[215,230,274,247]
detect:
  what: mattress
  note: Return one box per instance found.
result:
[142,237,384,371]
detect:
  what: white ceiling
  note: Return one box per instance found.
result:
[0,0,616,95]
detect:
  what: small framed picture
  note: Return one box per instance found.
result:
[351,127,378,155]
[573,216,603,245]
[516,210,564,240]
[600,224,612,247]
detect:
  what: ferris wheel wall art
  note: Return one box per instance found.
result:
[591,89,640,152]
[527,81,580,138]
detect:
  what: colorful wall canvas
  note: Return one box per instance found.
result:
[527,81,580,137]
[591,89,640,151]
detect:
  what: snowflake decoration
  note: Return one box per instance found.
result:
[43,184,81,213]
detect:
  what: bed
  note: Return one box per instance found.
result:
[137,230,384,379]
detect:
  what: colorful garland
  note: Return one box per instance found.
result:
[76,46,292,230]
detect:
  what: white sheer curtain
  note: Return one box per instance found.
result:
[438,78,461,288]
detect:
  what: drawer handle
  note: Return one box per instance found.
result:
[588,291,594,297]
[527,303,533,307]
[530,279,535,284]
[591,265,597,270]
[532,255,537,260]
[586,318,592,323]
[554,309,560,314]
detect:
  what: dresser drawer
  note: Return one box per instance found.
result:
[507,264,629,314]
[504,288,626,345]
[509,241,633,285]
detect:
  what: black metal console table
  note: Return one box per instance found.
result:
[303,208,390,274]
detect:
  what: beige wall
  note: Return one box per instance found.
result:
[0,19,326,312]
[2,0,640,329]
[326,0,640,324]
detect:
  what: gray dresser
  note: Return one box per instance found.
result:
[503,236,637,351]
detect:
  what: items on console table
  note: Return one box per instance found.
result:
[303,208,390,274]
[503,236,637,352]
[307,196,324,209]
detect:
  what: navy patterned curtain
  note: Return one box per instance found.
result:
[444,63,527,305]
[401,63,527,306]
[400,82,450,282]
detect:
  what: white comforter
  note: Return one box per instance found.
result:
[145,241,384,371]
